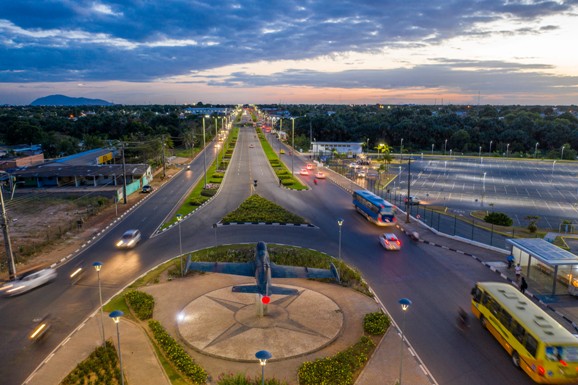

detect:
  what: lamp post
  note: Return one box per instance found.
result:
[431,143,434,156]
[552,160,557,177]
[400,138,404,161]
[482,172,486,206]
[92,261,105,345]
[479,146,482,157]
[337,218,344,259]
[561,145,566,160]
[366,138,370,156]
[444,139,447,156]
[109,310,125,385]
[202,115,208,187]
[535,142,539,158]
[506,143,510,158]
[406,158,411,224]
[489,140,493,155]
[290,117,296,175]
[398,298,412,385]
[176,214,183,276]
[255,350,272,385]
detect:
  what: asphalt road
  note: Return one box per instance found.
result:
[0,123,547,385]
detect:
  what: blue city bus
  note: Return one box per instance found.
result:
[352,190,397,226]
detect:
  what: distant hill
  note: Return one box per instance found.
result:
[30,95,114,106]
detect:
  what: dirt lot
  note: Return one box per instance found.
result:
[0,164,184,280]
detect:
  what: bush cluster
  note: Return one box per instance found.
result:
[201,188,218,197]
[60,340,121,385]
[148,320,207,384]
[221,195,308,224]
[297,336,375,385]
[363,311,390,335]
[484,212,513,226]
[125,290,155,320]
[217,373,288,385]
[190,196,209,206]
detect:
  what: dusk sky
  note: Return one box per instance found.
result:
[1,0,578,105]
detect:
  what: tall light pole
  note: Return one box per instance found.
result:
[506,143,510,158]
[552,160,557,177]
[444,139,447,156]
[176,214,183,276]
[92,261,105,345]
[479,146,482,157]
[431,143,434,156]
[109,310,125,385]
[482,172,486,206]
[202,115,208,187]
[535,142,539,158]
[489,140,493,155]
[398,298,412,385]
[400,138,404,161]
[406,158,411,224]
[561,145,566,160]
[337,218,344,259]
[291,117,296,175]
[255,350,272,385]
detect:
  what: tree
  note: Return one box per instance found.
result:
[525,215,539,233]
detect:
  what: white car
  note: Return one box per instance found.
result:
[357,170,366,178]
[379,233,401,251]
[300,168,309,176]
[315,172,326,179]
[0,268,58,297]
[116,229,142,249]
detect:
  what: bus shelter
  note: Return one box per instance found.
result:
[507,238,578,296]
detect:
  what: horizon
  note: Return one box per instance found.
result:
[1,1,577,106]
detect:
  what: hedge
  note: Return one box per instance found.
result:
[125,290,155,320]
[363,311,390,335]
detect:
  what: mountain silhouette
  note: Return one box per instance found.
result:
[30,94,114,106]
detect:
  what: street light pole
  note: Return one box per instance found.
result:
[561,145,565,160]
[202,115,208,187]
[291,117,296,175]
[506,143,510,158]
[482,172,486,206]
[255,350,272,385]
[398,298,412,385]
[337,218,344,259]
[489,140,493,155]
[92,261,105,345]
[176,214,183,276]
[431,144,434,156]
[535,142,539,158]
[444,139,447,156]
[400,138,404,161]
[109,310,125,385]
[406,158,411,224]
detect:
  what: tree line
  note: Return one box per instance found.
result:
[1,104,577,162]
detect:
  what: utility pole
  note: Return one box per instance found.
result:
[121,142,127,204]
[0,187,17,280]
[161,135,166,179]
[406,158,411,224]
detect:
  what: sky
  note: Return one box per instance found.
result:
[1,0,578,106]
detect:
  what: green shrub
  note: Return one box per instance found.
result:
[282,179,294,186]
[201,188,217,197]
[483,212,513,226]
[125,290,155,320]
[60,341,120,385]
[212,172,224,179]
[148,320,207,384]
[298,336,375,385]
[216,373,288,385]
[190,196,209,206]
[363,312,390,335]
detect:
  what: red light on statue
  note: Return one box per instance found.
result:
[261,296,271,304]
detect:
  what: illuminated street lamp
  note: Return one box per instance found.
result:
[92,261,105,345]
[400,138,404,161]
[489,140,493,155]
[337,218,344,259]
[255,350,272,385]
[202,115,209,187]
[431,143,434,156]
[535,142,539,158]
[109,310,125,385]
[398,298,412,385]
[444,139,448,156]
[506,143,510,158]
[176,214,183,276]
[561,145,566,160]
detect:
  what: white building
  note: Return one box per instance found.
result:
[312,142,364,156]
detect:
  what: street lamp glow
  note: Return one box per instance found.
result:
[506,143,510,158]
[398,298,412,385]
[444,139,448,156]
[92,261,105,345]
[255,350,272,385]
[109,310,125,385]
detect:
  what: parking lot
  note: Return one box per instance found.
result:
[393,156,578,230]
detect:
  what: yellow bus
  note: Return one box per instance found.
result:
[471,282,578,383]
